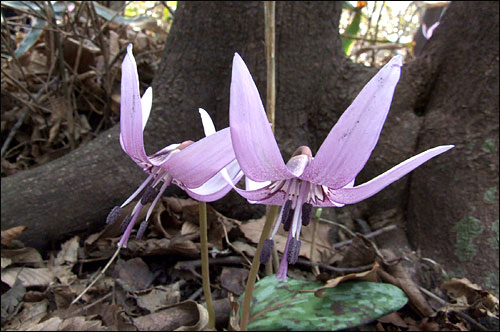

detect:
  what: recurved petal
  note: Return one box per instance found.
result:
[230,53,293,182]
[301,55,403,189]
[164,127,236,188]
[245,177,271,191]
[120,44,149,163]
[184,159,243,201]
[141,87,152,131]
[327,145,454,204]
[426,21,440,39]
[199,108,217,136]
[422,24,429,39]
[233,185,287,205]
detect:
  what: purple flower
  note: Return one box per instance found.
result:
[107,45,242,248]
[228,53,453,281]
[422,22,440,40]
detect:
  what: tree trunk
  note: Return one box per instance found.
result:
[407,2,499,294]
[1,1,498,293]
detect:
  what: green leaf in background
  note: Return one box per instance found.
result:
[342,8,362,55]
[239,275,408,331]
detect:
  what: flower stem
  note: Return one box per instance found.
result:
[264,0,276,132]
[240,205,279,330]
[199,201,215,329]
[310,208,322,276]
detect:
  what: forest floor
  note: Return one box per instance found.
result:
[2,197,499,330]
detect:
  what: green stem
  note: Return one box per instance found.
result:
[264,0,276,132]
[199,201,215,329]
[240,205,279,330]
[310,208,322,276]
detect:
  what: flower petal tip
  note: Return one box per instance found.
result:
[390,55,403,67]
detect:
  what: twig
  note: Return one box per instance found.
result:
[0,31,28,82]
[418,286,489,331]
[160,1,176,19]
[319,217,357,237]
[82,292,113,311]
[176,256,245,270]
[1,84,49,158]
[371,1,385,65]
[333,224,397,250]
[71,246,121,305]
[1,67,36,101]
[341,33,392,43]
[296,258,374,274]
[218,218,253,269]
[188,287,204,301]
[354,43,407,57]
[88,3,112,133]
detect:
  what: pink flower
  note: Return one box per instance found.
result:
[422,22,440,40]
[228,53,453,281]
[107,45,242,248]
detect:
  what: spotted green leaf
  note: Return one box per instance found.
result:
[240,275,407,331]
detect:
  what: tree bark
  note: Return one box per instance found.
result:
[407,2,499,294]
[1,1,498,293]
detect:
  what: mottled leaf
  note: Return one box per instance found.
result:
[240,275,408,331]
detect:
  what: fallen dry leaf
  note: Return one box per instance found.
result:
[26,316,62,331]
[378,311,408,328]
[1,247,43,267]
[55,236,80,266]
[125,236,199,258]
[85,302,136,331]
[231,240,256,258]
[303,262,380,297]
[1,226,27,246]
[378,249,434,318]
[174,197,239,250]
[1,278,26,325]
[25,315,104,331]
[136,283,181,313]
[441,277,499,317]
[220,267,249,296]
[338,234,377,268]
[115,257,155,292]
[1,267,54,288]
[5,299,48,330]
[239,215,337,263]
[133,300,208,331]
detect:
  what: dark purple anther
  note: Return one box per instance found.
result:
[288,239,301,265]
[283,202,294,232]
[140,186,158,205]
[260,239,274,264]
[281,200,292,225]
[287,238,296,263]
[301,203,313,226]
[106,206,122,224]
[120,215,132,232]
[136,220,148,240]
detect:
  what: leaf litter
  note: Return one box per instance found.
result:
[2,196,498,331]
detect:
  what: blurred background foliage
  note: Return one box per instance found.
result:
[0,1,447,177]
[340,1,448,66]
